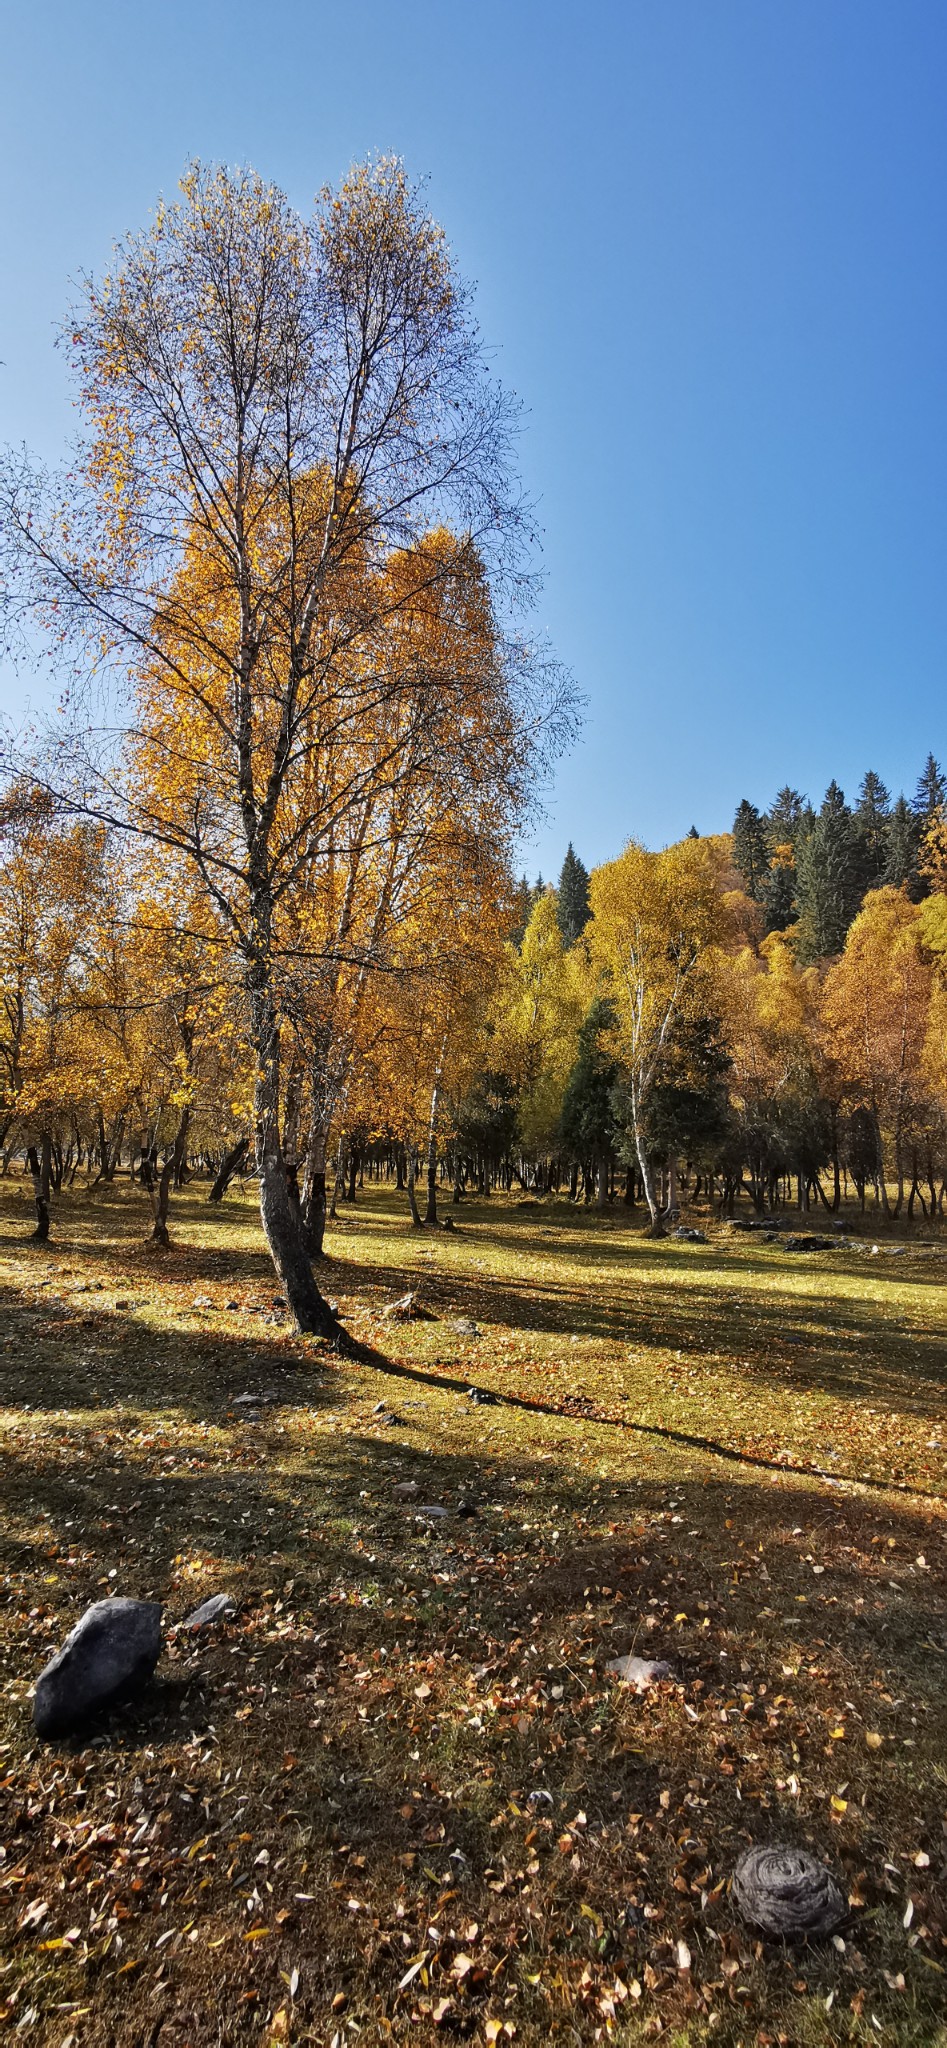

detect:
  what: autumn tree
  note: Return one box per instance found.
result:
[822,888,934,1216]
[1,160,572,1331]
[589,838,724,1233]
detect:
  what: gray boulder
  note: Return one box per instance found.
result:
[33,1598,162,1737]
[181,1593,235,1631]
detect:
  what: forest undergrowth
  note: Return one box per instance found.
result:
[0,1185,945,2048]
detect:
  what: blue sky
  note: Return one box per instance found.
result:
[2,0,946,879]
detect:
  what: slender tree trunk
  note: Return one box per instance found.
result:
[250,981,339,1336]
[300,1120,329,1257]
[149,1106,190,1245]
[406,1144,422,1226]
[635,1126,664,1237]
[664,1154,679,1222]
[27,1138,51,1242]
[208,1135,250,1202]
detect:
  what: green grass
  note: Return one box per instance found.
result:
[0,1180,945,2047]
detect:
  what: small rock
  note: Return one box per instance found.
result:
[731,1844,846,1937]
[606,1653,674,1691]
[182,1593,236,1631]
[34,1598,162,1738]
[382,1291,433,1322]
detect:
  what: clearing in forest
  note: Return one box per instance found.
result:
[0,1185,945,2047]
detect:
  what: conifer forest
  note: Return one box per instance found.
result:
[0,159,944,2048]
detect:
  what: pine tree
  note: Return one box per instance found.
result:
[795,782,862,960]
[766,787,810,847]
[913,753,946,824]
[555,844,591,946]
[760,846,797,932]
[732,800,769,901]
[509,875,533,948]
[854,770,891,890]
[559,996,617,1170]
[884,795,921,896]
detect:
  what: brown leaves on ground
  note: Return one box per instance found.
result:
[0,1185,945,2045]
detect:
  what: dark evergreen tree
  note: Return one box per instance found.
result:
[559,998,618,1197]
[637,1010,732,1165]
[854,770,891,891]
[766,786,810,847]
[760,851,797,933]
[913,753,946,825]
[509,875,533,948]
[794,781,862,960]
[732,799,769,901]
[883,794,921,896]
[555,844,591,946]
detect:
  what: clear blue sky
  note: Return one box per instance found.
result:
[2,0,946,879]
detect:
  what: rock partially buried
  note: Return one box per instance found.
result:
[33,1598,162,1738]
[731,1844,846,1938]
[182,1593,236,1631]
[606,1653,673,1690]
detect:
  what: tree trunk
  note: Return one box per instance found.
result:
[250,983,339,1337]
[635,1127,664,1236]
[149,1106,190,1245]
[208,1135,249,1202]
[27,1138,51,1242]
[300,1120,329,1257]
[406,1144,422,1226]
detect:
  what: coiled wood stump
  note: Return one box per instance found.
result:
[732,1845,845,1937]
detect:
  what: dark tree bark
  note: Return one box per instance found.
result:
[27,1138,51,1242]
[208,1136,249,1202]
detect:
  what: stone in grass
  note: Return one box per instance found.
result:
[606,1652,674,1691]
[181,1593,236,1631]
[34,1598,162,1739]
[731,1844,846,1938]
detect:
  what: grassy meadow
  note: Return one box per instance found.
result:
[0,1179,945,2047]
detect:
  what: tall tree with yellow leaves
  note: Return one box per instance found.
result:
[1,161,573,1331]
[589,838,725,1233]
